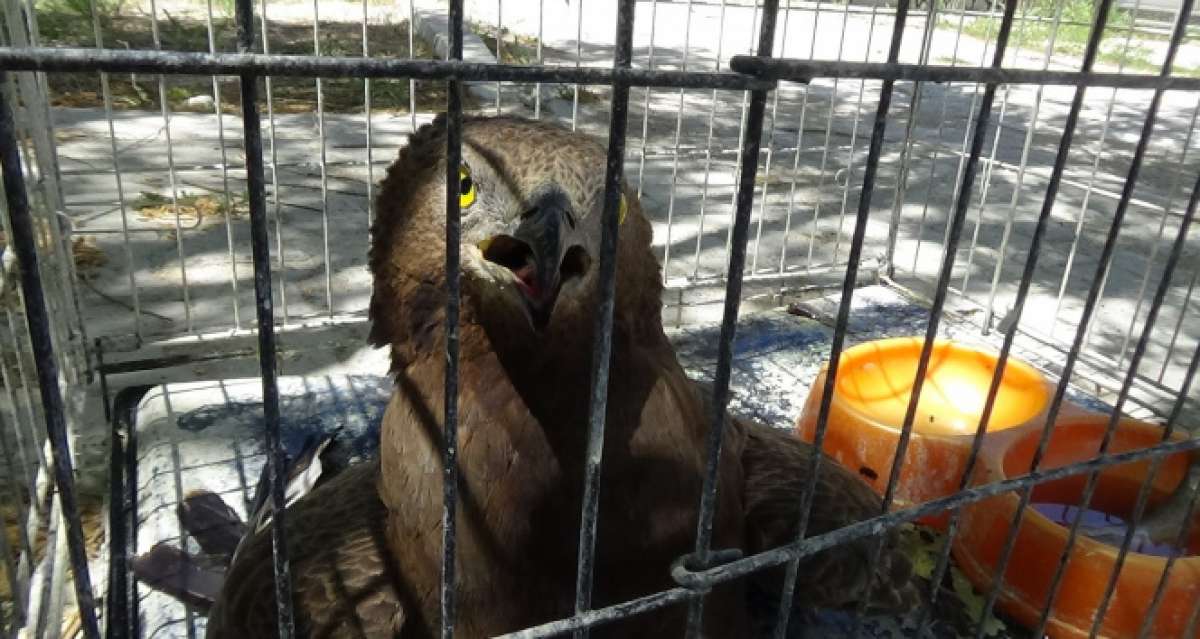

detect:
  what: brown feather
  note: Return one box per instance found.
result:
[736,415,920,612]
[204,461,407,638]
[177,490,245,563]
[131,543,225,611]
[367,115,746,636]
[207,115,920,638]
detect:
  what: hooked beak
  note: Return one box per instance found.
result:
[512,191,571,309]
[480,190,590,329]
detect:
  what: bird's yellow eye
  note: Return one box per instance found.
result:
[459,164,476,209]
[619,194,628,225]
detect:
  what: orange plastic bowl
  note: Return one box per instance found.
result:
[953,415,1200,638]
[795,337,1054,527]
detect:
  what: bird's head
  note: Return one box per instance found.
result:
[369,115,663,368]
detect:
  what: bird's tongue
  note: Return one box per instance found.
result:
[514,261,542,299]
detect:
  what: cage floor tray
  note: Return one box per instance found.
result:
[124,286,1057,638]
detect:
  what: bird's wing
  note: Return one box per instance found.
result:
[690,379,920,612]
[736,417,920,612]
[132,431,347,613]
[176,490,245,564]
[130,542,226,611]
[247,431,342,533]
[206,460,408,638]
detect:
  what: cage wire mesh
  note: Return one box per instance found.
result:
[0,0,1194,635]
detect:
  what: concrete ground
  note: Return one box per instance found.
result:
[43,0,1200,415]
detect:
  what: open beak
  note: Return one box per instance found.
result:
[479,190,590,328]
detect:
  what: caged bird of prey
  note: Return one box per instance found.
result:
[198,114,920,638]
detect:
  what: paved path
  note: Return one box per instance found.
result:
[45,0,1200,414]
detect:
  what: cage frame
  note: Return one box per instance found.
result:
[0,0,1198,637]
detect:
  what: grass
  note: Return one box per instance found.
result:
[35,0,463,113]
[468,19,540,65]
[937,0,1200,77]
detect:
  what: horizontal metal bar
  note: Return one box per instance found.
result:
[730,56,1200,91]
[496,434,1200,638]
[498,589,695,639]
[0,47,774,89]
[672,435,1200,592]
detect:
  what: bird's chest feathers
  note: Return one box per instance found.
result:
[380,346,711,542]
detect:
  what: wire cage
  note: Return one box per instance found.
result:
[0,0,1196,635]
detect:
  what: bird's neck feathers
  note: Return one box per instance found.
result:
[369,208,670,378]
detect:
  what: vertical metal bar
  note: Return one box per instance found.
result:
[0,410,30,628]
[234,0,294,630]
[147,0,192,332]
[1185,595,1200,639]
[572,2,634,636]
[408,0,416,132]
[99,341,127,639]
[496,0,503,114]
[1138,339,1200,639]
[7,0,87,383]
[259,0,289,327]
[1050,0,1148,341]
[1038,16,1197,633]
[205,0,241,331]
[691,0,728,280]
[167,441,197,635]
[0,308,44,487]
[86,0,142,341]
[722,2,760,260]
[1159,265,1199,384]
[121,384,140,639]
[907,0,998,276]
[777,80,811,275]
[25,490,53,637]
[1092,167,1200,630]
[441,0,465,635]
[571,0,583,131]
[311,0,334,318]
[931,0,1008,284]
[0,72,100,639]
[912,8,1101,636]
[846,1,1019,635]
[363,0,374,228]
[686,2,778,636]
[39,494,67,639]
[749,5,793,276]
[830,0,886,268]
[659,0,694,284]
[779,0,828,275]
[0,140,47,503]
[1062,0,1151,347]
[805,72,840,271]
[969,0,1185,631]
[1113,97,1200,368]
[770,0,911,634]
[0,477,18,636]
[979,0,1065,329]
[981,92,1054,330]
[634,0,658,198]
[534,0,543,119]
[957,85,1014,295]
[883,0,940,277]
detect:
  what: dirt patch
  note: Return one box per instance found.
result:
[134,190,247,226]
